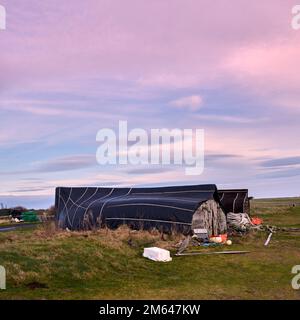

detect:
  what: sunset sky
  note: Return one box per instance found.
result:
[1,0,300,208]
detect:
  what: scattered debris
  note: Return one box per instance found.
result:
[251,217,263,225]
[219,234,228,242]
[177,210,297,253]
[175,250,250,256]
[177,235,191,254]
[193,228,209,242]
[254,225,300,233]
[143,247,172,262]
[201,242,221,247]
[264,232,273,246]
[264,226,275,246]
[209,236,223,243]
[210,233,228,243]
[176,229,234,255]
[227,212,253,231]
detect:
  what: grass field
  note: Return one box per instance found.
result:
[0,198,300,300]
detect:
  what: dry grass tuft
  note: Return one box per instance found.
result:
[25,223,184,251]
[5,263,40,286]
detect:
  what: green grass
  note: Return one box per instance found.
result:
[1,198,300,300]
[251,197,300,228]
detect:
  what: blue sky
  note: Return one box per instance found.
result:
[0,0,300,208]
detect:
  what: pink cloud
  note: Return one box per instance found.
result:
[1,0,296,91]
[1,0,300,204]
[224,37,300,111]
[169,95,203,111]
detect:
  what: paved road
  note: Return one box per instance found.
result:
[0,223,40,233]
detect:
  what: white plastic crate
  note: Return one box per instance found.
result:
[143,247,172,262]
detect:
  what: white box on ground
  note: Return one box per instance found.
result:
[143,247,172,262]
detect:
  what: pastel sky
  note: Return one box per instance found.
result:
[1,0,300,208]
